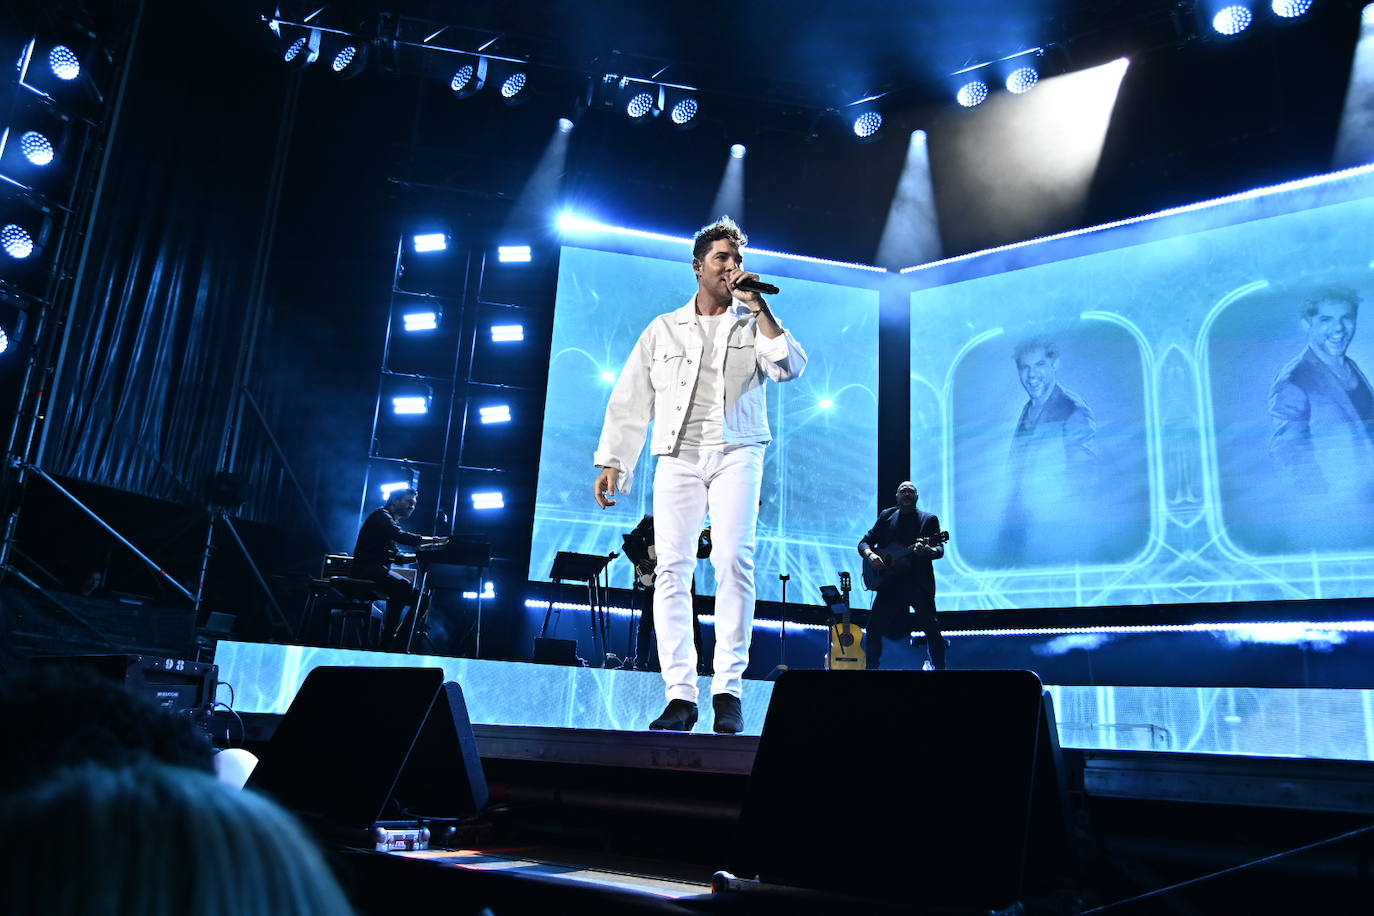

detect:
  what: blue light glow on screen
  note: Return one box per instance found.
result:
[911,168,1374,610]
[531,239,879,604]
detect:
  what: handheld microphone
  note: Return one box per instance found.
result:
[735,278,780,296]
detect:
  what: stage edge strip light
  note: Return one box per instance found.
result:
[521,600,1374,638]
[948,621,1374,638]
[522,598,826,631]
[555,213,888,273]
[900,162,1374,273]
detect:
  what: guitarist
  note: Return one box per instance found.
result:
[857,481,946,670]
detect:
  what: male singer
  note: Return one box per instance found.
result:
[593,217,807,734]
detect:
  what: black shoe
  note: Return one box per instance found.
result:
[712,693,744,735]
[649,699,698,731]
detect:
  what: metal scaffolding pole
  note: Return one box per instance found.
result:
[30,467,195,604]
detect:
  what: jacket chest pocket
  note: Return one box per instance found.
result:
[650,347,686,386]
[724,343,756,380]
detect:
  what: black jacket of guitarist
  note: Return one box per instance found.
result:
[858,507,943,608]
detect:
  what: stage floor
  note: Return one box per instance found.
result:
[214,640,1374,761]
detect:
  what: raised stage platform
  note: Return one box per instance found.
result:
[215,639,1374,762]
[214,641,1374,912]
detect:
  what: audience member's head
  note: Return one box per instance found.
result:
[0,663,215,795]
[0,762,355,915]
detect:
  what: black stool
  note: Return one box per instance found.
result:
[299,576,389,649]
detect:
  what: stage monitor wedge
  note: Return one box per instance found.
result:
[247,666,488,831]
[734,669,1055,911]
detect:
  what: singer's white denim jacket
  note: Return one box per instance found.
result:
[594,298,808,493]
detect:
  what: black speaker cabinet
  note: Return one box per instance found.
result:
[734,669,1067,911]
[247,666,488,831]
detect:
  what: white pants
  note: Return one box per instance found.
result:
[652,445,765,703]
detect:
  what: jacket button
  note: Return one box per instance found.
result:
[676,405,682,410]
[680,380,686,386]
[687,359,693,364]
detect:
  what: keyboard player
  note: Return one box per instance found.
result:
[351,487,448,649]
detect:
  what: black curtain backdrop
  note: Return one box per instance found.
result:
[42,2,297,528]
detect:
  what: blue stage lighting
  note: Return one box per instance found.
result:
[284,37,308,62]
[956,80,989,108]
[600,370,616,383]
[1212,5,1254,35]
[1006,66,1039,94]
[852,111,883,139]
[461,581,496,600]
[450,59,487,97]
[558,117,575,133]
[412,232,448,253]
[471,491,505,510]
[670,97,698,126]
[1270,0,1313,17]
[819,397,834,410]
[555,210,598,234]
[730,143,746,159]
[497,245,532,263]
[48,46,80,80]
[501,71,528,100]
[2,225,34,259]
[479,404,512,424]
[392,395,429,415]
[0,326,8,354]
[379,481,411,498]
[329,41,368,77]
[19,131,54,166]
[490,324,524,342]
[402,311,437,332]
[626,90,656,119]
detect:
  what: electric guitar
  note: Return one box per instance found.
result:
[861,530,950,591]
[826,572,865,670]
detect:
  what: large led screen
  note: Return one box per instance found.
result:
[531,234,880,605]
[911,167,1374,610]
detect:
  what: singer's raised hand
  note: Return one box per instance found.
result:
[725,267,764,305]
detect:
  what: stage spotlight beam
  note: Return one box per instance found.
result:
[931,58,1130,255]
[710,142,746,227]
[1334,3,1374,169]
[875,129,941,269]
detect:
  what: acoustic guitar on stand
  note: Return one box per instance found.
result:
[825,571,865,670]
